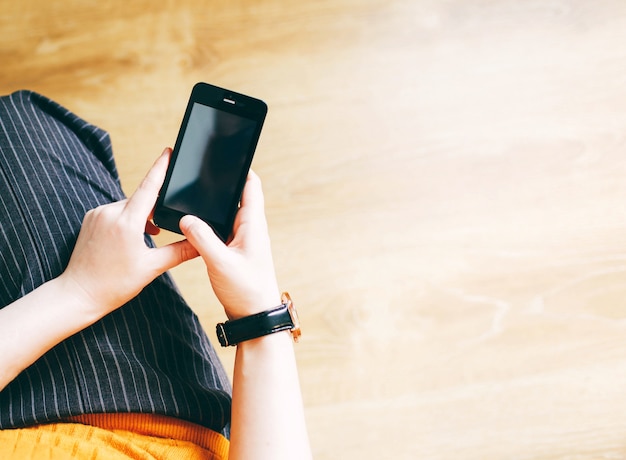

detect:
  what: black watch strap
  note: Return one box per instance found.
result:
[216,293,301,347]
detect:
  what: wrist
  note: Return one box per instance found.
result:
[225,288,281,321]
[217,292,301,347]
[54,273,108,324]
[236,328,293,350]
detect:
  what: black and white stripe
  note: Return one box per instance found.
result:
[0,90,231,433]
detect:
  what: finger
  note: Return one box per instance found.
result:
[150,239,200,274]
[239,170,265,216]
[124,148,171,223]
[179,215,225,263]
[145,220,161,236]
[231,171,268,240]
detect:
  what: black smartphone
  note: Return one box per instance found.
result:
[154,82,268,241]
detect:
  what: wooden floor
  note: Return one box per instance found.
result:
[3,0,626,458]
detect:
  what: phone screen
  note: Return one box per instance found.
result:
[161,102,258,229]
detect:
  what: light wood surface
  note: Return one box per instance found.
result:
[3,1,626,458]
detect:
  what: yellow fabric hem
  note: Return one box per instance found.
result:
[0,413,229,460]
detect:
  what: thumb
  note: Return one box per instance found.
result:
[151,239,200,273]
[179,215,225,262]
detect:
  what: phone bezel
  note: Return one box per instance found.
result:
[153,82,268,241]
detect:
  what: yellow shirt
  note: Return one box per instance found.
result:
[0,413,229,459]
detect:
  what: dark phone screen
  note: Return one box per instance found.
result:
[162,102,257,226]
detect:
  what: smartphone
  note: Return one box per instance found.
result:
[154,82,268,241]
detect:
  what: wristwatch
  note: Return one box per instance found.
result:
[216,292,301,347]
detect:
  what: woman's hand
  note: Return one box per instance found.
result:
[179,171,281,320]
[0,148,200,390]
[181,171,312,460]
[60,148,199,316]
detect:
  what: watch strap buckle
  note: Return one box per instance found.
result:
[216,322,230,347]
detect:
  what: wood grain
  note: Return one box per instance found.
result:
[3,0,626,458]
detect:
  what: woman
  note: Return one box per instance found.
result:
[0,90,311,459]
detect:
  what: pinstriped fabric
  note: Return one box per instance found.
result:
[0,91,231,434]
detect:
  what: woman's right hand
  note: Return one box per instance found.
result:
[0,148,199,391]
[179,171,282,320]
[60,148,198,317]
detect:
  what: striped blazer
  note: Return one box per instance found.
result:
[0,90,231,434]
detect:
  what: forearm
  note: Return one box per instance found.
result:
[229,331,312,460]
[0,276,99,391]
[178,173,311,457]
